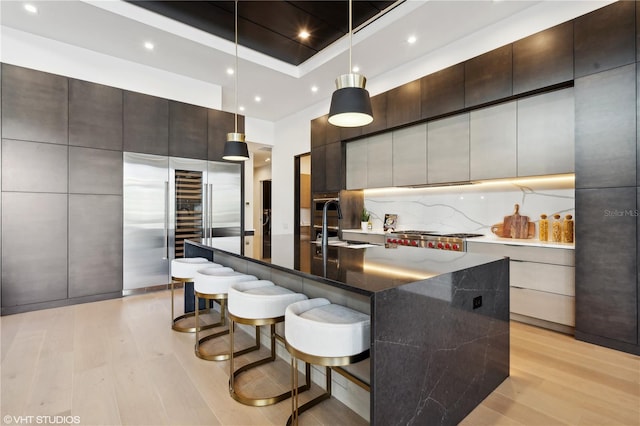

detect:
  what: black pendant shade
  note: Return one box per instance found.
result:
[328,85,373,127]
[223,132,249,161]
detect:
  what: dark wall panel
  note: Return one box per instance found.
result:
[386,80,421,128]
[575,63,636,189]
[69,146,123,195]
[1,64,68,145]
[123,91,169,155]
[576,187,637,345]
[421,63,465,120]
[465,45,513,108]
[69,79,123,150]
[574,0,636,78]
[169,101,207,160]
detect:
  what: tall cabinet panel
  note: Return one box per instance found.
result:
[427,113,470,184]
[123,91,169,155]
[1,64,68,145]
[575,187,637,345]
[469,102,516,180]
[69,147,123,195]
[575,64,636,189]
[367,134,393,188]
[69,79,123,150]
[68,195,123,298]
[1,193,68,306]
[346,139,367,190]
[1,139,68,193]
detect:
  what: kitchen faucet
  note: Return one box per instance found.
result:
[321,198,342,248]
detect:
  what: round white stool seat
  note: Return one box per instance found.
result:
[194,269,255,295]
[171,258,217,279]
[228,280,308,320]
[285,298,370,358]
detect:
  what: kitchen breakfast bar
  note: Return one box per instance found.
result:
[185,236,509,425]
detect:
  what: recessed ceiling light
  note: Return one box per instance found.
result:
[265,158,271,163]
[352,66,360,73]
[144,41,154,51]
[407,35,417,44]
[24,3,38,14]
[254,96,261,102]
[299,30,310,39]
[239,106,245,112]
[311,86,318,93]
[226,67,234,75]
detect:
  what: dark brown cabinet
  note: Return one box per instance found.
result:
[208,109,244,161]
[576,187,638,346]
[360,93,387,135]
[575,63,636,189]
[513,21,574,95]
[1,64,68,145]
[574,0,636,79]
[465,45,513,108]
[123,91,169,155]
[311,115,328,149]
[169,101,207,160]
[311,142,343,194]
[386,80,420,128]
[420,63,464,120]
[69,79,123,151]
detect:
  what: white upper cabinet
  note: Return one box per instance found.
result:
[470,102,517,180]
[392,124,427,186]
[427,113,470,184]
[517,87,575,176]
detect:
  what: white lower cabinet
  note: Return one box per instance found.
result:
[467,241,575,330]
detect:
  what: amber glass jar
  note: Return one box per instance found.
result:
[563,214,574,243]
[539,214,548,241]
[551,214,562,242]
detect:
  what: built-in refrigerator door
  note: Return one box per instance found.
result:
[206,161,242,254]
[170,157,208,258]
[123,152,170,291]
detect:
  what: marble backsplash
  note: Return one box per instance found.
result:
[363,177,575,235]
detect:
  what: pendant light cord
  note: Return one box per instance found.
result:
[234,0,238,134]
[348,0,352,73]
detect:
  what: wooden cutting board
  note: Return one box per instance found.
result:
[492,204,533,238]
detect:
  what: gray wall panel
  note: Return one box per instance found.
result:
[1,193,68,306]
[1,139,68,193]
[69,79,123,150]
[69,147,123,195]
[123,91,169,155]
[1,64,68,145]
[68,194,123,298]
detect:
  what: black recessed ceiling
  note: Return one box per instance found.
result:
[127,1,397,65]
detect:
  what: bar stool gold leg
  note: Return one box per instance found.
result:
[171,277,214,333]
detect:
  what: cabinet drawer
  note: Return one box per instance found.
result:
[466,241,575,266]
[510,261,575,296]
[511,287,575,326]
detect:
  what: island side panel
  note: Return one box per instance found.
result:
[372,258,509,425]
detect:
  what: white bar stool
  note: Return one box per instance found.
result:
[194,268,258,361]
[170,257,216,332]
[284,298,371,426]
[227,280,310,407]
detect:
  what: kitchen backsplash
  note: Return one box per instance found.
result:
[362,177,575,235]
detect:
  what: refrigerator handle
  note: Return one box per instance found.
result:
[209,183,213,240]
[163,181,169,259]
[203,182,208,240]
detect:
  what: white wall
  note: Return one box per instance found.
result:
[0,26,222,108]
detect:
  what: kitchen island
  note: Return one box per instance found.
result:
[185,235,509,425]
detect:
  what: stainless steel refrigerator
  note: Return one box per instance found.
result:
[123,152,242,291]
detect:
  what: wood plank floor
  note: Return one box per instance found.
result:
[1,290,639,425]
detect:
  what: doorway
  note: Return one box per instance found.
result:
[261,180,272,259]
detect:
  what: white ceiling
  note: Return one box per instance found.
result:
[0,0,612,125]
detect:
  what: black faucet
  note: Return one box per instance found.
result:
[321,198,342,248]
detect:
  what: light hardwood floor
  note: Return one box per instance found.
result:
[1,290,638,426]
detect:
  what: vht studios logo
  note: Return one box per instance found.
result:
[3,415,81,425]
[603,209,639,217]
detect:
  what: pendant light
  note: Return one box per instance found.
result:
[328,0,373,128]
[223,0,249,161]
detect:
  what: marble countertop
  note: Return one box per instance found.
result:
[194,235,504,294]
[468,235,575,249]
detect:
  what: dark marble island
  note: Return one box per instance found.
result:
[185,236,509,425]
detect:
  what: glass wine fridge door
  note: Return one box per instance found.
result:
[169,158,207,259]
